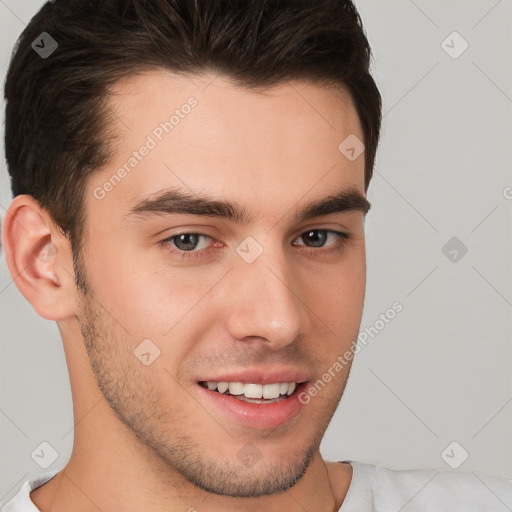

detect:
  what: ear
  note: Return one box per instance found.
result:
[1,195,78,320]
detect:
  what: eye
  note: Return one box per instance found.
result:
[293,229,350,252]
[159,229,351,260]
[160,233,214,259]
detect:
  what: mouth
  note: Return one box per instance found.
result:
[198,380,300,404]
[196,379,309,430]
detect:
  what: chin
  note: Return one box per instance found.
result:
[182,444,316,498]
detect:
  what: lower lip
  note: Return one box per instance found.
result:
[196,383,308,430]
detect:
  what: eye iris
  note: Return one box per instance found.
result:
[175,234,199,251]
[304,230,326,247]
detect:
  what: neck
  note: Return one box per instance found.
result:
[32,439,342,512]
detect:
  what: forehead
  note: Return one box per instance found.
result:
[88,69,366,221]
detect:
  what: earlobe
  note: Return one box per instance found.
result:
[1,195,78,321]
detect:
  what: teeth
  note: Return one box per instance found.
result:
[228,382,245,395]
[263,383,281,399]
[203,381,298,399]
[217,381,229,393]
[244,383,263,399]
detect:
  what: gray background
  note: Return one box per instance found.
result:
[1,0,511,504]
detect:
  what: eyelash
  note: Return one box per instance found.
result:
[158,229,352,260]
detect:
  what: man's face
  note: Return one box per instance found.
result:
[76,70,367,497]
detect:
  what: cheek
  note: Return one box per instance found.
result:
[90,249,221,343]
[303,250,366,329]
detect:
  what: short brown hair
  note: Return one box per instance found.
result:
[4,0,382,266]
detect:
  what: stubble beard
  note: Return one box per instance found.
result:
[72,255,349,497]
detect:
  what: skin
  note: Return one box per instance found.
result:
[2,70,367,512]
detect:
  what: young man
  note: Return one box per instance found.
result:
[1,1,511,511]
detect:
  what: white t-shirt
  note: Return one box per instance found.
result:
[2,460,512,511]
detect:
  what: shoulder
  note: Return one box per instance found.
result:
[335,460,512,512]
[1,470,59,512]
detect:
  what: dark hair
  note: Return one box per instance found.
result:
[4,0,382,266]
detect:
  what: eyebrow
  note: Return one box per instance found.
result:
[125,185,371,224]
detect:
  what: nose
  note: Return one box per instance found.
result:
[224,242,310,350]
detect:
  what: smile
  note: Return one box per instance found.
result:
[199,381,298,403]
[197,380,309,429]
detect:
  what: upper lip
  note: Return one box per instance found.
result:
[197,368,310,386]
